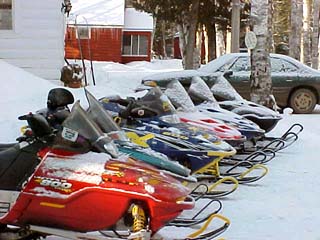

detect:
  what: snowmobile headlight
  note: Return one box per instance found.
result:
[176,196,186,204]
[144,80,157,87]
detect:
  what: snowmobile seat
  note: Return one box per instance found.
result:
[0,144,39,190]
[0,143,16,152]
[47,88,74,110]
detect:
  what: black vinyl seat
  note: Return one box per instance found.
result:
[0,143,16,152]
[0,144,39,190]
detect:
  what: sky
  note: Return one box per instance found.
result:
[0,59,319,240]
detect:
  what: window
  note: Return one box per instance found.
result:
[0,0,12,30]
[230,57,250,72]
[122,34,148,56]
[271,58,298,73]
[76,26,90,39]
[125,0,134,8]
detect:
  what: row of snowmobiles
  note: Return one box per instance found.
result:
[0,75,303,240]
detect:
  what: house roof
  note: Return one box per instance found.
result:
[124,8,153,31]
[68,0,125,26]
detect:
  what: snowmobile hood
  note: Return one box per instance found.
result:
[163,79,245,141]
[178,111,245,141]
[34,149,191,207]
[132,118,236,153]
[219,100,282,120]
[102,158,192,202]
[196,102,265,137]
[188,76,265,136]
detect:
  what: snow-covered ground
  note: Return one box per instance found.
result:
[1,59,319,240]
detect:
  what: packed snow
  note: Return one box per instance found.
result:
[0,59,319,240]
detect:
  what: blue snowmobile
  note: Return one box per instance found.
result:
[100,87,268,192]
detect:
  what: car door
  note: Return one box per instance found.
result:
[224,56,251,100]
[270,57,299,106]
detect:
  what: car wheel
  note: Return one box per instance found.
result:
[289,88,317,114]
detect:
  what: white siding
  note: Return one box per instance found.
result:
[0,0,66,80]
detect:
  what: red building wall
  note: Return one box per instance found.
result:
[65,27,123,62]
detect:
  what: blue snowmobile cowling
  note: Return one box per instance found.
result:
[99,88,237,174]
[187,76,266,140]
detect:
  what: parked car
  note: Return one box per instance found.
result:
[142,53,320,113]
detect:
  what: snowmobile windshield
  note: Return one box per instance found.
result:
[137,87,177,116]
[58,101,119,157]
[188,76,219,107]
[164,80,197,112]
[211,73,243,101]
[85,89,128,142]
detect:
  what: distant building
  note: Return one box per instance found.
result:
[0,0,68,80]
[65,0,153,64]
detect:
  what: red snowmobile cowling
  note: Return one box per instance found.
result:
[1,147,193,234]
[179,111,244,141]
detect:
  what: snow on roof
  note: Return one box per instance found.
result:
[68,0,125,26]
[124,8,153,31]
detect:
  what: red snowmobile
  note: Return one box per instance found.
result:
[0,101,227,240]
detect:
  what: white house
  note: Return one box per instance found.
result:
[0,0,69,80]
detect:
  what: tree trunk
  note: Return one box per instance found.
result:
[303,0,312,66]
[161,21,168,59]
[272,0,290,54]
[207,22,217,61]
[311,0,320,69]
[250,0,277,110]
[184,0,200,69]
[231,0,240,53]
[151,6,159,59]
[177,23,186,66]
[289,0,303,60]
[171,24,176,58]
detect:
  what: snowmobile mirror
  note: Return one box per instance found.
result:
[19,113,52,138]
[223,70,233,78]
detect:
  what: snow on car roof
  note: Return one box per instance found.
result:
[142,70,209,81]
[200,52,320,74]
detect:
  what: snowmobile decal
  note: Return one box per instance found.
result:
[162,131,189,140]
[33,176,73,192]
[126,132,155,148]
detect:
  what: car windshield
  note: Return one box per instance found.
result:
[211,73,243,101]
[164,80,197,112]
[188,76,219,107]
